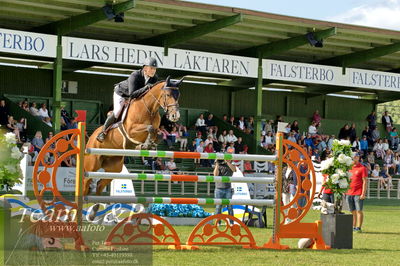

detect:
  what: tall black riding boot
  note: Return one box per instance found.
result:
[96,114,116,142]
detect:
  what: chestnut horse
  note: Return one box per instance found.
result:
[83,77,182,202]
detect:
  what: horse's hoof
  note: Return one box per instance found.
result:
[88,203,100,221]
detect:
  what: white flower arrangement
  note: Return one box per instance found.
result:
[320,138,354,213]
[0,131,23,191]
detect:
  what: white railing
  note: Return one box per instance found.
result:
[367,178,400,199]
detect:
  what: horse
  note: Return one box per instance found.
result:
[83,77,183,218]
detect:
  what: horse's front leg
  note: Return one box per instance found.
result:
[126,124,157,150]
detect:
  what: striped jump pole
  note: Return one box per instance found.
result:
[86,148,277,162]
[85,196,274,206]
[85,172,275,184]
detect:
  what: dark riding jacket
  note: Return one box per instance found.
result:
[114,69,158,98]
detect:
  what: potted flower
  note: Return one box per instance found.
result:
[319,139,354,249]
[0,131,23,193]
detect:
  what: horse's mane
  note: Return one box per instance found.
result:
[150,80,165,89]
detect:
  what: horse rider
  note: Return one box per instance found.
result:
[96,57,159,142]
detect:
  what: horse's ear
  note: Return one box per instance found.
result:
[177,77,184,87]
[165,76,171,86]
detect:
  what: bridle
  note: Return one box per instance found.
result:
[139,84,180,117]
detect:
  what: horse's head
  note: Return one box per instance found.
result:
[160,76,183,122]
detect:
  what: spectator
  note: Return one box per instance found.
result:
[205,113,216,131]
[203,143,214,167]
[178,126,189,151]
[381,111,393,133]
[188,139,197,152]
[287,132,297,143]
[291,120,300,134]
[264,120,274,134]
[380,165,393,189]
[312,110,321,125]
[219,143,227,153]
[67,117,77,129]
[308,121,318,136]
[246,116,254,134]
[371,127,380,142]
[204,135,214,147]
[207,127,218,141]
[346,154,368,233]
[195,140,204,164]
[236,116,246,131]
[316,136,327,152]
[373,139,385,159]
[349,123,357,143]
[44,117,52,127]
[167,126,179,147]
[352,137,361,152]
[157,125,167,143]
[389,128,399,150]
[61,156,73,167]
[234,137,244,153]
[383,138,390,151]
[38,103,50,119]
[60,106,71,126]
[228,116,235,127]
[274,115,284,131]
[338,124,351,140]
[166,158,179,173]
[361,126,373,146]
[384,149,395,174]
[6,116,21,143]
[304,133,315,149]
[29,102,40,118]
[152,158,165,172]
[360,136,368,157]
[226,130,238,143]
[366,111,377,130]
[226,142,235,154]
[45,132,55,148]
[371,164,387,190]
[218,130,228,145]
[21,101,29,112]
[16,118,27,142]
[32,131,44,153]
[195,113,207,136]
[222,114,228,122]
[320,147,331,161]
[159,125,171,147]
[0,100,9,125]
[264,131,274,148]
[367,151,375,169]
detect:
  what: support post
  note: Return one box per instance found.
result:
[75,122,86,225]
[52,35,62,133]
[254,57,263,153]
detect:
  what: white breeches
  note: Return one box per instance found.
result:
[113,91,126,118]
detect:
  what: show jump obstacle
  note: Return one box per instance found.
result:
[32,122,329,250]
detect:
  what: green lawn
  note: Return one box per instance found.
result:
[2,199,399,266]
[152,199,400,266]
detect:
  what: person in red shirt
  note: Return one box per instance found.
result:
[346,154,368,232]
[317,174,333,203]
